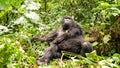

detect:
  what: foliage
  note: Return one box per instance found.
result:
[0,0,120,67]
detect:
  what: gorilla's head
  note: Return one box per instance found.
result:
[61,16,74,30]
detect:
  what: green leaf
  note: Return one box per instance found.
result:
[0,11,4,17]
[5,6,12,12]
[109,14,115,25]
[0,0,9,10]
[86,50,98,62]
[27,56,36,64]
[100,2,110,7]
[113,53,120,57]
[101,23,106,29]
[86,50,98,58]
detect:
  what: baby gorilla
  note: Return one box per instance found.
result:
[31,16,93,65]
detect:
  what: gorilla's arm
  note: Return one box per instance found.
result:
[53,28,81,44]
[31,29,58,42]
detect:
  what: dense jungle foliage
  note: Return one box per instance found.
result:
[0,0,120,68]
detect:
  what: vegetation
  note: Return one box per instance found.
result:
[0,0,120,68]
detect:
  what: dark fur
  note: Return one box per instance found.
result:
[31,16,93,65]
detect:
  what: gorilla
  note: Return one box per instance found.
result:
[31,16,93,65]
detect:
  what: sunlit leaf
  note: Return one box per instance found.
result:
[24,11,40,23]
[0,11,4,17]
[71,56,79,62]
[86,50,98,61]
[5,6,12,12]
[103,35,111,44]
[0,44,4,49]
[14,16,27,24]
[7,64,15,68]
[0,25,9,35]
[113,53,120,57]
[25,0,40,10]
[19,46,25,53]
[110,8,120,13]
[92,42,98,46]
[86,50,97,58]
[100,31,104,35]
[101,66,110,68]
[100,2,110,7]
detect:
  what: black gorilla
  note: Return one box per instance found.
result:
[31,16,93,65]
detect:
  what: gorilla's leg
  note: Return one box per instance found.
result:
[80,42,93,57]
[37,43,61,65]
[57,38,93,57]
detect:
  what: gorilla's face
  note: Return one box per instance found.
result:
[61,17,74,30]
